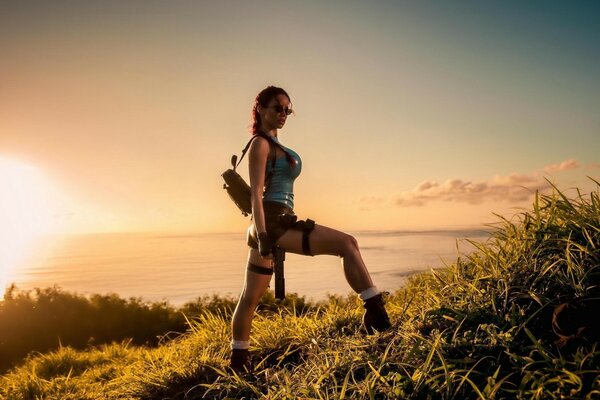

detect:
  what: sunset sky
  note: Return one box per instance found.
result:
[1,1,599,244]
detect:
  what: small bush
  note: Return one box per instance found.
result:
[0,285,319,374]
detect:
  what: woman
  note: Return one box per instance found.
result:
[229,86,392,373]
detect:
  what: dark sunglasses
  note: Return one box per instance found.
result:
[270,105,293,115]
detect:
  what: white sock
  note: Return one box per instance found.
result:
[231,339,250,350]
[359,286,381,301]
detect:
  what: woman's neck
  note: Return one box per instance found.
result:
[260,127,278,138]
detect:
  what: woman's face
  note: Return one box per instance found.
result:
[259,94,291,131]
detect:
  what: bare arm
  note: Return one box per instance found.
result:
[248,136,270,236]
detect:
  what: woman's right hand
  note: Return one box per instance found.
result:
[258,232,273,257]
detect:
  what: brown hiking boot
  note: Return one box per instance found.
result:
[362,292,392,335]
[229,348,252,373]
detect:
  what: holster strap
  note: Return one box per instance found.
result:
[294,218,316,256]
[247,262,273,276]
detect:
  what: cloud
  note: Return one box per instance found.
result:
[543,158,579,173]
[360,159,582,208]
[393,173,547,207]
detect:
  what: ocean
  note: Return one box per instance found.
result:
[3,229,492,307]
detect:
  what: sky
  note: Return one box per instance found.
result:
[1,0,599,244]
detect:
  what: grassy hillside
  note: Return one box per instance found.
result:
[1,180,599,399]
[0,284,316,375]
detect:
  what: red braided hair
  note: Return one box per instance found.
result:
[249,85,293,135]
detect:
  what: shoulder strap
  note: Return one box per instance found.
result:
[231,131,294,171]
[231,134,261,171]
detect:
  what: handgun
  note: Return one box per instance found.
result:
[273,246,286,300]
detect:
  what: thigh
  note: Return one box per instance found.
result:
[275,223,350,257]
[241,248,273,305]
[247,247,274,267]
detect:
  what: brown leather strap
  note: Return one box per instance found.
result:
[247,262,273,276]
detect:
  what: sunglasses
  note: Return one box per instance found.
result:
[270,105,293,115]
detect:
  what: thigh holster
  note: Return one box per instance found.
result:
[278,214,316,256]
[296,218,316,256]
[247,262,273,276]
[246,215,316,256]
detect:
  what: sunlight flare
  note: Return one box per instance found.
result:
[0,157,63,294]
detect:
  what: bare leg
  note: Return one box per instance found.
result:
[275,224,374,293]
[231,248,273,341]
[276,224,391,335]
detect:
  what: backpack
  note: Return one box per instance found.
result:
[221,131,292,217]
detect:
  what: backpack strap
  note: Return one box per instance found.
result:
[231,135,260,171]
[231,131,294,193]
[232,131,291,169]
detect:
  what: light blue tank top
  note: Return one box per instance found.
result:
[262,136,302,209]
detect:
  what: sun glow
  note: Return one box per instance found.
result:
[0,157,63,296]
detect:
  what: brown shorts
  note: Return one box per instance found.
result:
[246,200,316,255]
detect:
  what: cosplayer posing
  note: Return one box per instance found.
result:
[229,86,392,372]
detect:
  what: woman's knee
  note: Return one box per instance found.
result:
[239,288,263,310]
[240,273,272,305]
[340,234,359,256]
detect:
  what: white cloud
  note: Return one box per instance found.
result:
[543,158,579,173]
[359,159,582,208]
[394,174,546,207]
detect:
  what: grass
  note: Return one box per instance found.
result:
[0,282,316,374]
[1,178,599,399]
